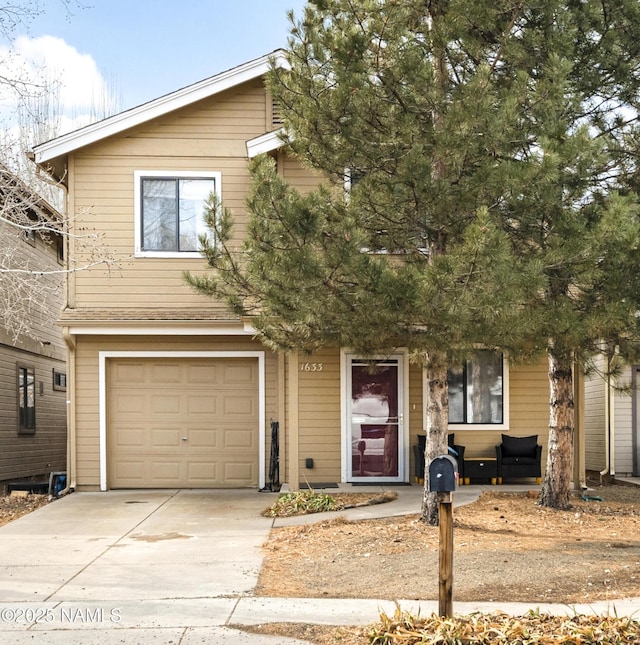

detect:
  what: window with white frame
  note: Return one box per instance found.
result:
[448,350,506,425]
[134,171,221,257]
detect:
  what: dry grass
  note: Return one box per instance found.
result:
[366,608,640,644]
[262,490,398,517]
[242,610,640,645]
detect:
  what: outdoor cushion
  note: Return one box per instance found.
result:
[501,434,538,458]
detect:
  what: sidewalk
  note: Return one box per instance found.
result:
[0,484,637,644]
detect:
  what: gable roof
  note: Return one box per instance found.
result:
[32,50,286,181]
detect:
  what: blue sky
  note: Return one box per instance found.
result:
[4,0,307,121]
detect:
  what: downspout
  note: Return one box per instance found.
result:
[600,355,616,482]
[61,328,76,494]
[573,365,586,490]
[609,368,616,479]
[58,173,76,495]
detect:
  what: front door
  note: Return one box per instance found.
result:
[345,354,405,482]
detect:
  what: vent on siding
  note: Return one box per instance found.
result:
[272,98,285,128]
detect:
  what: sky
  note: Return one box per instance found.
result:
[0,0,308,133]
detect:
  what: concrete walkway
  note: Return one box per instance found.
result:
[0,485,637,644]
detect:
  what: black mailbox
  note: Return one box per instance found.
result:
[429,454,458,492]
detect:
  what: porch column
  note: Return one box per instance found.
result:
[277,352,286,489]
[288,351,300,491]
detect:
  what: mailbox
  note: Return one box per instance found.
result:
[429,454,458,493]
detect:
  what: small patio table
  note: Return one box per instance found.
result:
[462,457,498,485]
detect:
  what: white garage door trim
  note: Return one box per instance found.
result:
[99,350,266,491]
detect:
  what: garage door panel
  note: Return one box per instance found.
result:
[223,395,256,417]
[189,428,219,448]
[224,363,257,384]
[150,461,182,481]
[114,394,146,415]
[223,428,254,449]
[224,462,255,483]
[113,362,145,382]
[187,394,217,415]
[187,364,218,384]
[151,428,183,448]
[112,427,146,448]
[112,460,146,484]
[150,394,183,415]
[149,363,182,383]
[187,461,218,482]
[108,357,259,488]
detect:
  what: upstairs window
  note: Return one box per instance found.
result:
[448,350,506,425]
[134,171,221,257]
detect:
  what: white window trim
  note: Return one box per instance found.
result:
[98,350,266,491]
[422,354,510,431]
[134,170,222,258]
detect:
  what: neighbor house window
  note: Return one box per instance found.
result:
[53,369,67,391]
[448,350,505,425]
[134,170,221,257]
[56,235,65,265]
[18,366,36,433]
[23,227,36,245]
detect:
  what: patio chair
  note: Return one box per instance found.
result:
[495,434,542,484]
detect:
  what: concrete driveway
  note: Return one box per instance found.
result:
[0,488,307,644]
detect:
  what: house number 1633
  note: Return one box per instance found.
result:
[299,362,323,372]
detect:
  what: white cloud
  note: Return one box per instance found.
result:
[15,35,107,108]
[0,35,119,132]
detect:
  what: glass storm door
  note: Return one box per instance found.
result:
[347,356,404,482]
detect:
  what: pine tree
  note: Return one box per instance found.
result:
[187,0,640,516]
[491,0,640,508]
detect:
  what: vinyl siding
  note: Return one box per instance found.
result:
[297,348,341,483]
[408,361,424,480]
[280,152,324,194]
[614,367,634,475]
[584,357,607,472]
[68,80,268,311]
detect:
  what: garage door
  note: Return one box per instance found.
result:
[107,357,259,488]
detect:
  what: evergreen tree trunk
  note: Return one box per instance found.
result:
[421,353,449,525]
[419,2,451,527]
[539,351,574,509]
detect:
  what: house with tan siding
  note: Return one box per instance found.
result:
[32,52,579,492]
[0,168,67,488]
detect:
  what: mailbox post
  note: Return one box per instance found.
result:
[429,454,457,617]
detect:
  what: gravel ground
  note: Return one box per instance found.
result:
[0,493,52,528]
